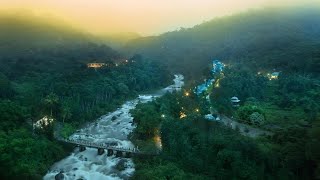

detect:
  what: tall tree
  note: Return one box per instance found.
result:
[43,92,59,117]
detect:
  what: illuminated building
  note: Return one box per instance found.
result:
[87,63,106,68]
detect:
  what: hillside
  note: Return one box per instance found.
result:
[0,12,122,76]
[0,12,172,179]
[124,7,320,79]
[97,32,141,50]
[0,12,89,52]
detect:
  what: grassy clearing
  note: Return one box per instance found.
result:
[261,103,306,129]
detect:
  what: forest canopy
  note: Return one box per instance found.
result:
[0,13,171,179]
[125,7,320,79]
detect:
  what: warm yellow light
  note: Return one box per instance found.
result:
[33,116,54,129]
[185,92,190,96]
[1,0,314,35]
[215,79,220,88]
[154,134,162,149]
[270,75,278,80]
[195,108,199,112]
[179,112,187,119]
[87,63,105,68]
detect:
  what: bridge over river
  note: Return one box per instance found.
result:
[44,75,184,180]
[60,138,158,157]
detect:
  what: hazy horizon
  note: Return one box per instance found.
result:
[0,0,319,36]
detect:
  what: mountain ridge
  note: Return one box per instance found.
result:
[124,6,320,79]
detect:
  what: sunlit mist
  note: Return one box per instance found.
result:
[0,0,319,35]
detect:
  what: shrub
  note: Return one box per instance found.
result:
[249,112,265,126]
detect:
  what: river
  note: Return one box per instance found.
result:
[44,74,184,180]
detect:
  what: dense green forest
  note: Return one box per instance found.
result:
[0,14,171,179]
[1,5,320,180]
[125,7,320,79]
[0,11,139,55]
[130,78,320,179]
[126,6,320,180]
[128,67,320,176]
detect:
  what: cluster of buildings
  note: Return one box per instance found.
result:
[194,59,241,107]
[87,63,106,68]
[258,71,280,80]
[87,59,132,69]
[195,79,215,95]
[194,60,225,95]
[212,60,225,74]
[268,72,280,80]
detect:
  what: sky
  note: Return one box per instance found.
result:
[0,0,319,36]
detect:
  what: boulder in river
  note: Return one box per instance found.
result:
[55,171,64,180]
[115,159,127,171]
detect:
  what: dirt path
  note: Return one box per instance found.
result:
[219,115,272,138]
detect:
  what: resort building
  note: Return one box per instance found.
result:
[269,72,280,80]
[212,60,225,74]
[87,63,106,68]
[231,96,240,107]
[195,79,214,95]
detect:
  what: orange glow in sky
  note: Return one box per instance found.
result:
[0,0,318,35]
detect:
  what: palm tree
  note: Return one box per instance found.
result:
[44,92,59,117]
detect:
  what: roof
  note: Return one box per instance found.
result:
[231,97,240,102]
[195,78,215,95]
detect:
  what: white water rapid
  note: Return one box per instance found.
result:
[44,74,184,180]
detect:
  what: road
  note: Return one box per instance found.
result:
[219,115,272,138]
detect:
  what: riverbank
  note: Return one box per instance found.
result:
[44,75,184,180]
[55,73,178,140]
[127,90,276,179]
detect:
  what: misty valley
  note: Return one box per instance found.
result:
[0,3,320,180]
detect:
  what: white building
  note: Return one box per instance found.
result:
[231,96,240,107]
